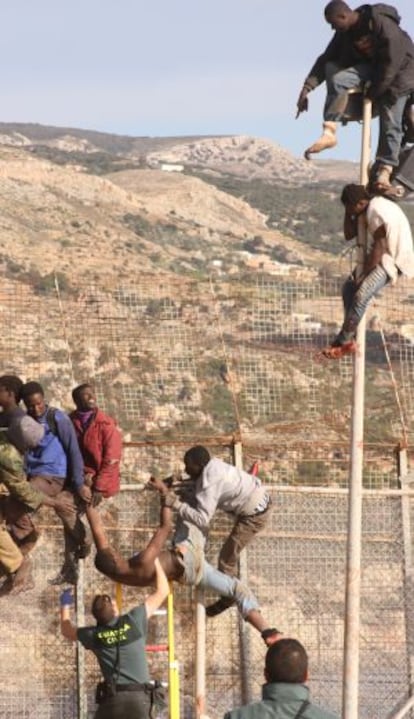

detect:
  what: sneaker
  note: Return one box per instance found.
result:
[48,562,78,586]
[205,596,236,617]
[321,340,357,359]
[374,163,393,189]
[75,540,92,560]
[261,628,283,647]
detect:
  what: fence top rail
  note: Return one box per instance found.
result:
[119,483,414,498]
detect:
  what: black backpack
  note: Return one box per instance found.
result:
[45,407,60,438]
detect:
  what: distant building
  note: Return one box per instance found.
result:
[160,163,184,173]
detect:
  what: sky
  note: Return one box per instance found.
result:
[1,0,414,161]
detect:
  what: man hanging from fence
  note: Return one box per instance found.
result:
[85,493,281,648]
[321,183,414,359]
[70,382,122,506]
[296,2,414,190]
[0,374,73,594]
[6,381,92,585]
[149,445,272,617]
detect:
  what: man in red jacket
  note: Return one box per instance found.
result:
[70,384,122,505]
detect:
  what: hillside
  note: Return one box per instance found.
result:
[0,125,411,448]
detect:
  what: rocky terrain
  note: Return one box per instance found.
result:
[0,123,411,450]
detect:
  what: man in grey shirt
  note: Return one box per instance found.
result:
[150,445,272,616]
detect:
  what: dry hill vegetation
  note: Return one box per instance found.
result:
[0,124,412,451]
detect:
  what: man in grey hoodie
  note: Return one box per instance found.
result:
[150,445,272,616]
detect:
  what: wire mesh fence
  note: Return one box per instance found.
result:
[1,271,414,717]
[1,470,413,719]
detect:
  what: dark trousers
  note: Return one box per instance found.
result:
[395,145,414,191]
[95,691,152,719]
[218,506,271,576]
[6,475,86,560]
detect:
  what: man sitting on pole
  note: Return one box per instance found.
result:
[322,183,414,359]
[85,499,282,648]
[296,1,414,190]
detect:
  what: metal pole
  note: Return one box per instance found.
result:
[195,589,206,719]
[76,563,87,719]
[167,583,180,719]
[397,449,414,706]
[233,441,253,704]
[342,95,372,719]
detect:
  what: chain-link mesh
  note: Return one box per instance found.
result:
[0,272,414,717]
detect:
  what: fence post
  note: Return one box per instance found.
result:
[233,440,253,704]
[342,95,372,719]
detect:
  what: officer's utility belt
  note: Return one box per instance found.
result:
[116,682,148,692]
[96,679,166,715]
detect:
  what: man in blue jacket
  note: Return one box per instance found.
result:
[224,639,338,719]
[7,381,92,584]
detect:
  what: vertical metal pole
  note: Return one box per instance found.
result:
[167,583,180,719]
[397,448,414,702]
[76,563,87,719]
[233,441,253,704]
[195,589,206,718]
[342,96,372,719]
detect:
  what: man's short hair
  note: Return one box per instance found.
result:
[184,445,211,468]
[324,1,351,19]
[0,375,23,401]
[265,639,308,684]
[72,383,92,404]
[20,381,44,402]
[91,594,115,624]
[340,183,370,206]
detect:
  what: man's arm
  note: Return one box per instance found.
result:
[60,589,78,642]
[149,476,217,531]
[363,225,388,275]
[144,557,169,618]
[344,211,358,241]
[296,35,342,117]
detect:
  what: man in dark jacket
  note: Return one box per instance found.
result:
[296,2,414,188]
[224,639,338,719]
[70,383,122,504]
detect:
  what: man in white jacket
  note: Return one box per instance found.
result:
[323,183,414,359]
[150,445,272,616]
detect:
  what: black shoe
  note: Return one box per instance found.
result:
[48,564,78,586]
[75,540,91,560]
[205,596,236,617]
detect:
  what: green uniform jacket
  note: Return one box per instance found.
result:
[0,433,43,511]
[224,683,338,719]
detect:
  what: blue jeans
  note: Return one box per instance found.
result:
[200,561,259,618]
[174,519,259,618]
[336,265,389,344]
[324,61,409,166]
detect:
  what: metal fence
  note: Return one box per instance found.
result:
[1,463,413,719]
[1,271,414,717]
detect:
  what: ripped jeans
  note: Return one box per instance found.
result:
[335,265,390,344]
[177,537,259,618]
